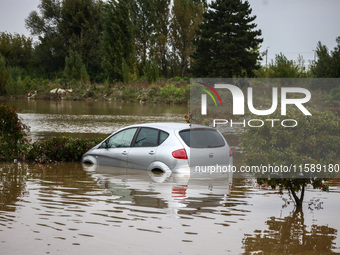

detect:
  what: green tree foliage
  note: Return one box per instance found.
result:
[171,0,204,77]
[25,0,65,74]
[0,53,12,95]
[0,32,33,70]
[332,36,340,77]
[241,110,340,207]
[312,37,340,78]
[191,0,263,77]
[25,0,103,77]
[144,59,159,83]
[5,76,26,96]
[64,50,90,85]
[60,0,103,78]
[130,0,156,75]
[255,53,311,78]
[13,0,288,82]
[269,53,299,78]
[311,37,340,104]
[101,0,136,82]
[150,0,170,77]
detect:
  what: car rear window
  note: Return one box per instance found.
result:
[179,129,225,148]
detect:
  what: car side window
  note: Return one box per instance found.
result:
[105,128,137,148]
[159,131,169,145]
[134,128,159,147]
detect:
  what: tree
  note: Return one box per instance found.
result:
[101,0,136,82]
[312,37,340,78]
[25,0,103,77]
[170,0,204,77]
[191,0,263,77]
[269,53,300,78]
[150,0,171,77]
[25,0,65,74]
[59,0,103,77]
[311,37,340,104]
[312,42,333,78]
[130,0,156,75]
[64,50,89,85]
[0,32,33,70]
[332,36,340,77]
[0,53,12,95]
[255,53,311,78]
[240,110,340,207]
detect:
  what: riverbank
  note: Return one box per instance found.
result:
[1,79,190,104]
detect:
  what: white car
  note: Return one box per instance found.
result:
[82,122,233,173]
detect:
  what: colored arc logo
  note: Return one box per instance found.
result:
[197,82,223,106]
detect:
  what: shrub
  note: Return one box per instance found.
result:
[27,137,103,163]
[324,86,340,105]
[121,87,139,101]
[0,104,104,163]
[168,76,189,82]
[159,84,189,103]
[0,104,29,161]
[5,76,26,95]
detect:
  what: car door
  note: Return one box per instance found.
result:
[97,127,138,167]
[127,127,159,170]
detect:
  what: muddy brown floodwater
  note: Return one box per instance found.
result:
[0,99,340,254]
[1,162,340,254]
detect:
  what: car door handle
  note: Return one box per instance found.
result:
[149,151,155,155]
[122,151,128,155]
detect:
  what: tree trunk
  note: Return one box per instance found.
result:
[288,181,305,208]
[300,184,305,205]
[180,58,187,77]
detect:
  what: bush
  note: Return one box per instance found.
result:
[324,86,340,105]
[5,76,26,95]
[159,84,189,103]
[121,86,139,101]
[0,104,29,161]
[27,137,103,163]
[0,103,104,163]
[168,76,189,82]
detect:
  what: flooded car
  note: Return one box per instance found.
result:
[81,122,233,173]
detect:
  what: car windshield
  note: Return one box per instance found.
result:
[179,128,225,148]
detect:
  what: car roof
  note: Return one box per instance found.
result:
[125,122,212,132]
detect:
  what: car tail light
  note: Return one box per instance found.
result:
[172,149,188,159]
[229,147,232,157]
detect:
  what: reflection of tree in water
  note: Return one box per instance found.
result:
[242,208,338,254]
[0,163,28,212]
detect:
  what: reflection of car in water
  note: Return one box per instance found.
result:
[82,122,233,173]
[82,164,233,215]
